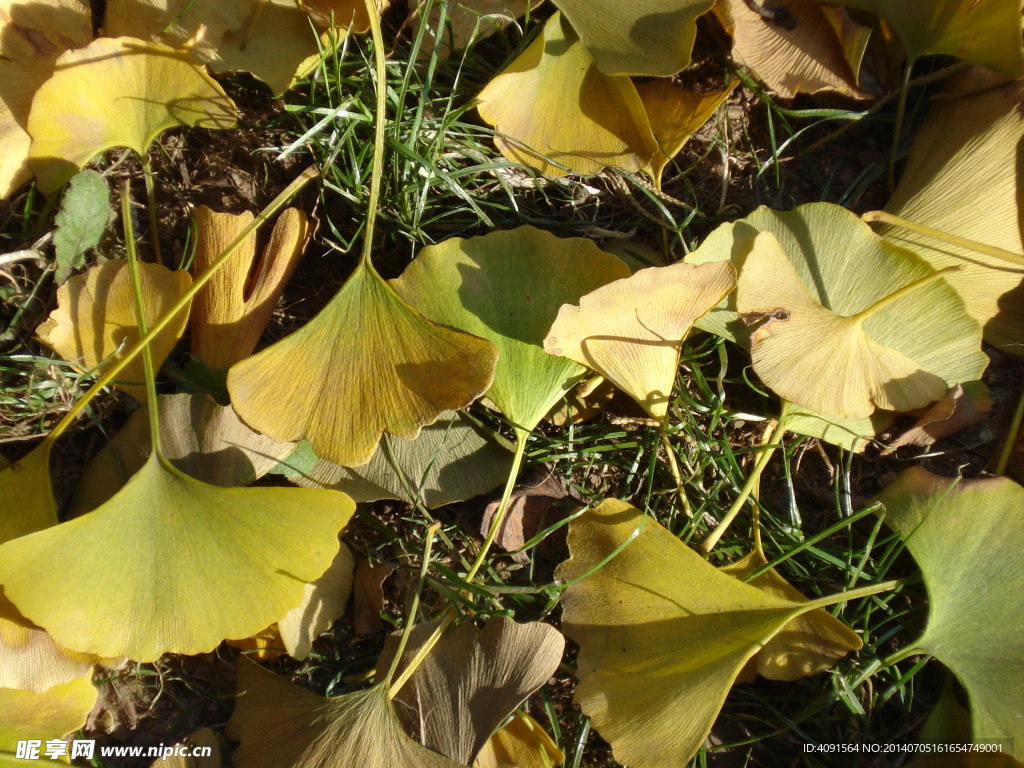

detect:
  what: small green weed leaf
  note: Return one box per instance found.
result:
[392,226,630,432]
[27,37,237,191]
[545,260,736,419]
[290,410,513,508]
[70,393,297,515]
[52,169,109,284]
[227,659,465,768]
[0,674,97,763]
[874,468,1024,759]
[884,68,1024,353]
[0,453,355,661]
[830,0,1024,78]
[556,498,862,767]
[378,618,565,764]
[228,262,497,467]
[549,0,714,76]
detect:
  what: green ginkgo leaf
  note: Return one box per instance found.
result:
[288,410,513,508]
[0,452,355,661]
[549,0,714,76]
[829,0,1024,78]
[228,262,498,467]
[544,260,736,419]
[556,498,867,767]
[392,226,630,433]
[874,468,1024,759]
[226,659,465,768]
[883,68,1024,354]
[26,36,237,192]
[0,674,97,764]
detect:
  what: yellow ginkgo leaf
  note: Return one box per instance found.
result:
[720,543,862,682]
[0,453,355,661]
[0,60,52,199]
[550,0,714,77]
[190,206,312,370]
[0,445,55,545]
[0,674,97,759]
[738,230,983,419]
[27,36,237,192]
[473,710,564,768]
[276,542,355,661]
[555,498,866,768]
[476,13,661,178]
[545,260,736,419]
[883,68,1024,354]
[226,659,465,768]
[228,261,497,467]
[36,259,192,402]
[300,0,389,31]
[830,0,1024,79]
[716,0,870,99]
[104,0,333,96]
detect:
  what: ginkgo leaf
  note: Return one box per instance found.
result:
[476,13,661,178]
[0,445,55,544]
[0,59,51,199]
[720,543,862,682]
[391,226,630,433]
[716,0,869,99]
[829,0,1024,79]
[300,0,389,31]
[555,498,865,767]
[69,394,297,515]
[414,0,541,57]
[0,453,355,661]
[0,674,97,759]
[688,203,988,420]
[191,206,312,370]
[883,68,1024,354]
[874,468,1024,759]
[276,543,355,661]
[637,79,738,187]
[228,262,497,467]
[147,728,222,768]
[473,711,564,768]
[378,618,565,764]
[36,259,192,402]
[738,229,984,419]
[544,260,736,418]
[27,37,237,192]
[289,411,513,508]
[103,0,333,96]
[226,659,465,768]
[549,0,714,77]
[783,406,890,453]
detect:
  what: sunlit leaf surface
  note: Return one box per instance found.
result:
[0,675,97,762]
[473,710,564,768]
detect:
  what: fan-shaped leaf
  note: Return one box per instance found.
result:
[0,674,97,762]
[874,469,1024,759]
[27,37,237,191]
[391,226,630,432]
[473,710,564,768]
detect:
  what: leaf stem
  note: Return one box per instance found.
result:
[847,265,961,325]
[139,155,164,265]
[863,210,1024,267]
[995,383,1024,475]
[42,166,317,447]
[361,0,387,271]
[120,181,163,458]
[805,578,903,611]
[701,410,790,553]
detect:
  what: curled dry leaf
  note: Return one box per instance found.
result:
[473,710,564,768]
[549,0,714,77]
[36,259,192,403]
[289,411,513,508]
[0,0,92,198]
[874,469,1024,759]
[228,262,498,467]
[27,37,237,192]
[70,393,297,515]
[830,0,1024,79]
[716,0,870,99]
[881,383,990,455]
[0,674,97,759]
[0,452,355,661]
[556,498,864,767]
[480,468,578,563]
[227,659,464,768]
[190,206,312,370]
[391,225,630,432]
[545,260,736,419]
[883,68,1024,354]
[352,557,395,636]
[103,0,333,96]
[378,618,566,764]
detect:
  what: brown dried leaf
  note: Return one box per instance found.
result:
[881,383,990,455]
[353,558,395,636]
